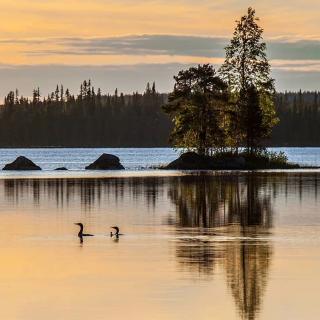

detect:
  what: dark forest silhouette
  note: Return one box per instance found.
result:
[272,90,320,146]
[0,82,319,147]
[0,81,171,147]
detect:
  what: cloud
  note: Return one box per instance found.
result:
[21,35,228,57]
[268,39,320,60]
[14,34,320,62]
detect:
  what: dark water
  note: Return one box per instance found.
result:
[1,172,320,319]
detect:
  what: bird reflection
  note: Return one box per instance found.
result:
[169,173,274,320]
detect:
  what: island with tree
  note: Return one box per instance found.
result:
[162,8,299,170]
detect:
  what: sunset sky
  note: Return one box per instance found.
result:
[0,0,320,96]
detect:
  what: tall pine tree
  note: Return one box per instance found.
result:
[219,7,278,153]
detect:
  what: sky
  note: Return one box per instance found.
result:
[0,0,320,97]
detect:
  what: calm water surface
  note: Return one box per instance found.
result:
[1,172,320,319]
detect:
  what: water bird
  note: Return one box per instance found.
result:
[110,226,124,238]
[74,223,94,237]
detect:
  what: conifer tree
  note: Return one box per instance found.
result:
[219,7,278,153]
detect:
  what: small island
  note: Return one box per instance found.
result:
[163,151,299,170]
[162,8,300,170]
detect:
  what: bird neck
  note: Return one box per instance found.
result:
[78,224,84,236]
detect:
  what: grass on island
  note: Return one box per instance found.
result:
[211,150,300,169]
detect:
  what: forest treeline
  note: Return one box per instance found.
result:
[273,91,320,146]
[0,83,318,147]
[0,81,171,147]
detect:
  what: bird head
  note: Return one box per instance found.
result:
[111,226,119,233]
[74,223,83,227]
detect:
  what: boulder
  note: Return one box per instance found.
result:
[85,153,124,170]
[3,156,41,170]
[213,156,246,169]
[164,152,247,170]
[164,152,213,170]
[55,167,68,171]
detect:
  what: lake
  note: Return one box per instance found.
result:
[1,170,320,319]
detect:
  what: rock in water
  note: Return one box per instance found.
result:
[3,156,42,170]
[164,152,213,170]
[85,153,124,170]
[164,152,247,170]
[55,167,68,171]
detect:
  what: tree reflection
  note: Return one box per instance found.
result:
[168,174,273,229]
[169,173,273,320]
[224,240,272,320]
[3,177,164,210]
[175,239,220,276]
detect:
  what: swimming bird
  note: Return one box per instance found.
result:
[110,226,124,238]
[74,223,94,237]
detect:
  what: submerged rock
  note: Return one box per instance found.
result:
[55,167,68,171]
[3,156,41,170]
[85,153,124,170]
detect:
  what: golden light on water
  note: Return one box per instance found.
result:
[0,175,319,319]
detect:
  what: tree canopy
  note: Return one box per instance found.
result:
[219,7,273,93]
[163,64,229,155]
[164,7,278,155]
[219,7,278,153]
